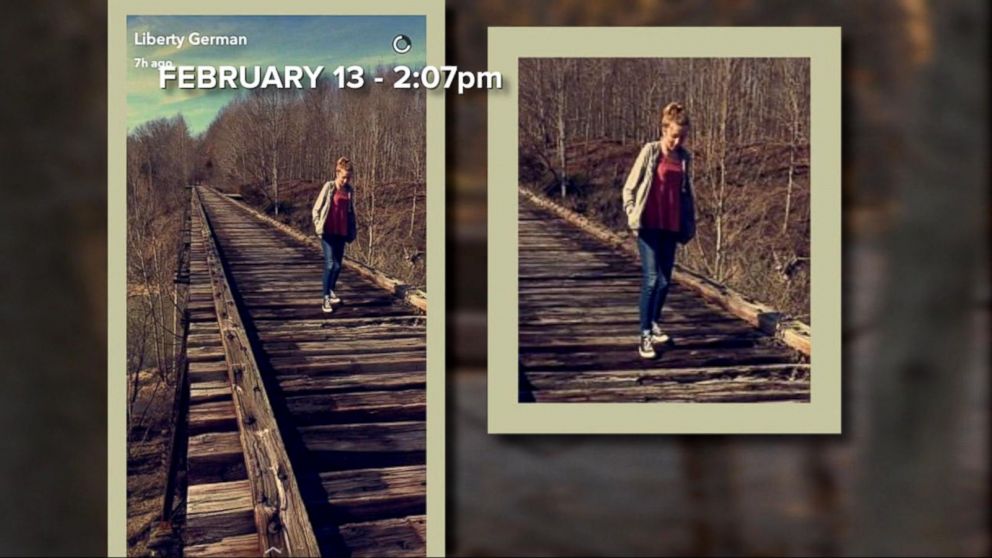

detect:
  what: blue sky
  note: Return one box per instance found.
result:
[127,15,426,134]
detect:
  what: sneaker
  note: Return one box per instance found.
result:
[328,290,341,304]
[650,322,671,345]
[322,295,333,313]
[638,332,656,359]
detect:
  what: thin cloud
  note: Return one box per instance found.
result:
[126,15,426,134]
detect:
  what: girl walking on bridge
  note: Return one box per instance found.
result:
[621,102,696,359]
[311,156,358,313]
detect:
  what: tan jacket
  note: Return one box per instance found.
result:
[311,181,357,239]
[620,141,694,239]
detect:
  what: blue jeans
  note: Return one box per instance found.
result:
[637,229,678,333]
[321,234,346,296]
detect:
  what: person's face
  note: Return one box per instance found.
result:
[335,168,352,187]
[662,123,687,152]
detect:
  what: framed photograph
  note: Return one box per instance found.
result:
[488,27,840,434]
[109,1,445,555]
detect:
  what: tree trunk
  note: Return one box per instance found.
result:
[782,94,798,235]
[272,149,279,216]
[556,66,567,199]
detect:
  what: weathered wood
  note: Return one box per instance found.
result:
[193,187,321,557]
[187,431,243,462]
[314,465,426,523]
[286,390,426,424]
[266,354,427,376]
[519,187,811,356]
[517,188,809,404]
[261,337,426,357]
[183,207,259,556]
[334,516,427,558]
[185,480,255,546]
[252,315,424,330]
[186,345,227,362]
[190,380,233,404]
[188,400,238,435]
[522,345,799,373]
[185,533,260,557]
[299,421,425,454]
[277,371,426,395]
[188,361,230,383]
[185,186,429,556]
[526,364,810,389]
[533,385,811,403]
[206,185,428,312]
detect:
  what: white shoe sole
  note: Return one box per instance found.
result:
[638,348,656,359]
[322,306,333,313]
[652,334,670,344]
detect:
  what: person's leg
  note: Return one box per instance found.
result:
[637,229,661,334]
[321,234,333,297]
[327,236,345,293]
[651,231,679,323]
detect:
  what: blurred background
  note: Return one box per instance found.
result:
[1,0,988,555]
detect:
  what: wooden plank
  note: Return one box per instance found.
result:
[261,337,426,358]
[187,345,226,362]
[277,371,426,395]
[519,187,811,356]
[519,332,778,353]
[334,516,426,558]
[189,380,233,404]
[187,431,242,462]
[204,186,428,312]
[286,390,426,424]
[186,480,255,546]
[314,465,426,523]
[252,315,425,330]
[517,319,758,338]
[521,345,799,372]
[188,361,230,382]
[187,400,237,435]
[195,186,428,555]
[524,364,810,390]
[194,187,321,557]
[255,326,426,344]
[185,533,259,557]
[267,354,426,376]
[246,306,418,321]
[531,381,811,403]
[299,421,425,454]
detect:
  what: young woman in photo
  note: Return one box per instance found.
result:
[311,156,358,313]
[621,102,696,359]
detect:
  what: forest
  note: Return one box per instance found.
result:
[125,70,427,551]
[519,58,811,320]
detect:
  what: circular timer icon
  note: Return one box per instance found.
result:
[392,34,412,55]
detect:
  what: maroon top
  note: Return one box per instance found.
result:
[324,186,351,236]
[641,152,682,231]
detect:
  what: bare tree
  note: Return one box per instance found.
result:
[517,57,812,318]
[195,68,428,287]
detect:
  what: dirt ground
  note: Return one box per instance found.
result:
[126,369,176,556]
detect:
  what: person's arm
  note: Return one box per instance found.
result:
[312,181,330,218]
[312,181,330,232]
[621,143,650,214]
